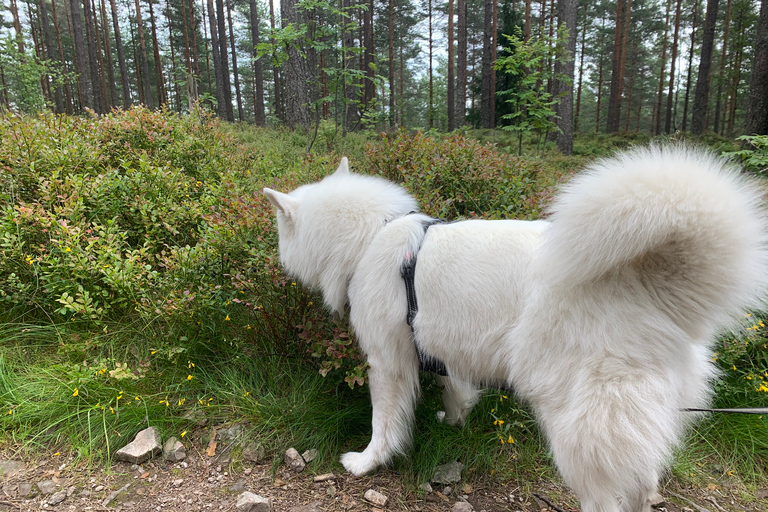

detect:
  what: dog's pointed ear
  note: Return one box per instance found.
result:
[333,157,350,176]
[263,188,299,218]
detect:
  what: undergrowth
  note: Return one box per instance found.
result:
[0,109,765,491]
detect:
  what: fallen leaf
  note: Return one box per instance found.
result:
[206,439,217,457]
[141,472,150,479]
[707,483,720,491]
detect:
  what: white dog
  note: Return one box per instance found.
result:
[263,146,768,512]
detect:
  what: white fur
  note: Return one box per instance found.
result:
[263,147,768,512]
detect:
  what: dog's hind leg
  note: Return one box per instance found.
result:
[340,359,420,476]
[437,376,482,427]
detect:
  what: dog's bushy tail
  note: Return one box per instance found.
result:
[540,145,768,338]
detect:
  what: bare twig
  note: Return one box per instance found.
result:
[533,492,569,512]
[668,491,713,512]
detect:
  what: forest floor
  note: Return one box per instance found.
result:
[1,439,766,512]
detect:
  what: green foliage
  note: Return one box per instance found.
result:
[723,135,768,175]
[0,36,69,114]
[495,27,571,156]
[366,130,554,220]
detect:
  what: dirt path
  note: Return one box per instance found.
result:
[2,445,766,512]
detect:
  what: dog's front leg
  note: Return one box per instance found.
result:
[340,359,420,476]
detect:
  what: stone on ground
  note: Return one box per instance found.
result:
[284,448,306,472]
[114,426,163,464]
[48,489,67,505]
[163,436,186,462]
[37,480,57,495]
[363,489,389,507]
[452,501,474,512]
[236,491,272,512]
[301,449,318,463]
[241,442,266,464]
[0,460,25,479]
[431,461,464,484]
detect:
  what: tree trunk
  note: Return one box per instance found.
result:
[10,0,26,54]
[682,0,699,131]
[216,0,234,121]
[654,0,671,135]
[456,0,467,127]
[664,0,682,133]
[269,0,282,121]
[225,0,243,120]
[574,13,586,132]
[388,0,395,127]
[524,0,531,40]
[69,0,94,110]
[147,0,166,106]
[206,0,225,116]
[714,0,732,134]
[595,18,606,133]
[99,0,117,108]
[363,0,374,109]
[249,0,265,125]
[281,0,310,128]
[51,0,74,113]
[134,0,154,109]
[745,0,768,135]
[606,0,628,133]
[166,0,180,111]
[490,0,496,129]
[39,0,65,112]
[447,0,455,130]
[428,0,433,128]
[690,0,720,135]
[726,11,744,137]
[480,0,492,129]
[108,0,131,107]
[555,0,576,154]
[84,0,105,112]
[343,0,359,130]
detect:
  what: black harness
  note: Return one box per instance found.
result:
[400,218,449,376]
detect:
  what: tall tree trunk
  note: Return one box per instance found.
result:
[428,0,433,128]
[281,0,310,128]
[554,0,576,154]
[524,0,531,40]
[490,0,496,129]
[39,0,65,112]
[654,0,671,134]
[134,0,154,109]
[726,11,744,137]
[606,0,627,133]
[447,0,455,130]
[456,0,467,127]
[99,0,117,108]
[249,0,265,125]
[147,0,166,106]
[206,0,225,116]
[269,0,282,121]
[714,0,732,134]
[10,0,26,54]
[682,0,699,131]
[691,0,720,135]
[480,0,492,128]
[664,0,682,133]
[166,0,180,111]
[216,0,234,121]
[595,18,606,133]
[108,0,131,107]
[69,0,94,110]
[51,0,74,113]
[363,0,374,108]
[388,0,395,127]
[84,0,105,112]
[343,0,359,130]
[745,0,768,135]
[226,0,243,120]
[574,14,586,132]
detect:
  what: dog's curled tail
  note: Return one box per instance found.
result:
[540,145,768,337]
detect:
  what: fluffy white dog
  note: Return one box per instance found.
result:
[263,146,768,512]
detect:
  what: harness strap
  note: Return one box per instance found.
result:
[401,218,449,377]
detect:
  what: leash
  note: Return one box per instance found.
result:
[683,407,768,415]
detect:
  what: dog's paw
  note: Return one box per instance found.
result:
[340,451,378,476]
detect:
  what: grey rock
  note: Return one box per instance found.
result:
[48,490,67,505]
[172,479,184,487]
[443,486,453,496]
[236,491,272,512]
[163,437,187,462]
[0,460,25,479]
[18,482,34,497]
[431,461,464,484]
[452,502,474,512]
[301,449,318,464]
[102,483,131,507]
[242,442,266,464]
[37,480,57,495]
[284,448,306,472]
[115,427,163,464]
[66,486,76,497]
[220,424,246,442]
[418,483,433,493]
[290,501,324,512]
[363,489,389,507]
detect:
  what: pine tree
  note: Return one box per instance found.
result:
[745,0,768,134]
[691,0,720,135]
